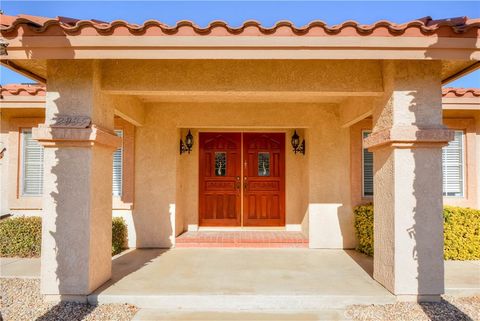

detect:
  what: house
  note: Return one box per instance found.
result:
[0,14,479,303]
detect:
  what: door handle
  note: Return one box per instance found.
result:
[244,177,247,190]
[235,176,241,190]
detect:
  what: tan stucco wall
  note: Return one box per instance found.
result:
[133,102,355,248]
[1,59,478,257]
[2,102,479,252]
[0,109,45,216]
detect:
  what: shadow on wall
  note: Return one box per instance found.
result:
[130,109,174,248]
[409,93,473,321]
[337,204,355,249]
[308,203,355,249]
[130,199,175,249]
[420,26,478,312]
[418,27,476,313]
[408,76,474,321]
[21,33,75,60]
[36,143,94,320]
[29,32,87,318]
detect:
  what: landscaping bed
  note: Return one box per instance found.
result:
[0,278,137,321]
[354,204,480,260]
[0,216,128,258]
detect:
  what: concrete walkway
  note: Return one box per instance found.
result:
[444,260,480,296]
[89,249,394,310]
[0,257,40,278]
[1,249,479,311]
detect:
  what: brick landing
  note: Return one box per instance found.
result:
[175,231,309,248]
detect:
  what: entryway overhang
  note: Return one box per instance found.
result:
[1,15,479,84]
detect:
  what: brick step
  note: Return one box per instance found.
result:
[176,242,308,248]
[175,231,308,248]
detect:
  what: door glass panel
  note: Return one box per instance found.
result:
[258,152,270,176]
[215,152,227,176]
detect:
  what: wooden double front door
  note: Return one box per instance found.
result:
[199,132,285,227]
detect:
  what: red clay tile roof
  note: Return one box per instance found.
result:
[442,88,480,98]
[0,84,46,96]
[0,14,479,37]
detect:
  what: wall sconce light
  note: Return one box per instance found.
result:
[0,39,9,56]
[291,130,305,155]
[180,129,194,154]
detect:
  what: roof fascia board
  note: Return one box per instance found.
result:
[1,35,478,60]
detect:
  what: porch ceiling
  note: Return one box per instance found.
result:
[1,59,47,83]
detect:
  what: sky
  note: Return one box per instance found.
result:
[0,1,479,87]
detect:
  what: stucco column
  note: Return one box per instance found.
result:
[33,60,120,302]
[364,61,453,301]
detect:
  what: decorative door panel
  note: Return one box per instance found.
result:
[199,133,241,226]
[243,133,285,226]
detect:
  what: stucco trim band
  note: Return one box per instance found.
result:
[364,126,454,150]
[33,124,121,149]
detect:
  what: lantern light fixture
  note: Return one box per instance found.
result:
[291,130,305,155]
[180,129,194,154]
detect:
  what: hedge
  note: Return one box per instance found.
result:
[443,206,480,260]
[112,217,128,256]
[353,204,374,257]
[0,216,41,257]
[0,216,128,258]
[354,204,480,260]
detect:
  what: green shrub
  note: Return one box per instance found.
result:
[112,217,128,256]
[353,204,374,256]
[0,216,128,258]
[353,204,480,260]
[0,216,42,258]
[444,206,480,260]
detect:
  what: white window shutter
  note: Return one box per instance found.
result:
[443,131,464,197]
[22,129,44,196]
[362,131,374,197]
[112,130,124,196]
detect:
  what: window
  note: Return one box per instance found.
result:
[443,130,465,197]
[21,129,44,196]
[258,152,270,176]
[112,130,123,196]
[361,129,466,198]
[362,131,374,197]
[214,152,227,176]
